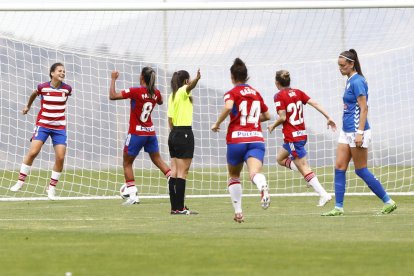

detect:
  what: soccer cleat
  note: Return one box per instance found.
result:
[233,212,244,223]
[260,186,271,210]
[321,207,344,216]
[122,186,139,205]
[10,181,24,192]
[171,206,198,215]
[47,185,56,200]
[317,194,332,207]
[122,197,140,205]
[381,202,397,214]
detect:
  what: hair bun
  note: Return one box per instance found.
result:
[233,58,245,66]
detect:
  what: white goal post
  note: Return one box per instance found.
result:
[1,1,413,200]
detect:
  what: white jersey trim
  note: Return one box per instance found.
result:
[38,119,66,126]
[231,131,263,139]
[136,125,155,132]
[292,130,307,138]
[43,103,66,110]
[41,112,65,118]
[43,95,67,102]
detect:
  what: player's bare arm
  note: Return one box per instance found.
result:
[260,111,271,122]
[211,99,233,132]
[267,110,286,133]
[109,71,124,100]
[23,90,38,115]
[186,69,201,93]
[307,98,337,131]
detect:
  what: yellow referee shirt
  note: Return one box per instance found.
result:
[168,85,193,126]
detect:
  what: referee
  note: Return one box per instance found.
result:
[167,69,200,215]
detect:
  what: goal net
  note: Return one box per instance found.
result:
[1,1,413,200]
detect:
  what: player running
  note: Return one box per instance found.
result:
[10,63,72,199]
[212,58,271,223]
[268,70,336,207]
[110,67,171,205]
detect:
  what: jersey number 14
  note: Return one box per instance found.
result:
[239,100,261,127]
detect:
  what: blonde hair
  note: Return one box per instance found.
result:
[275,70,290,87]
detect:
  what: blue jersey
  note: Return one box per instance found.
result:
[342,73,370,132]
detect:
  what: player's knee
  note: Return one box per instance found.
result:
[276,157,286,167]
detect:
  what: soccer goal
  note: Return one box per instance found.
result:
[1,1,413,201]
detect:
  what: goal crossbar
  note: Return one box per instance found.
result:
[1,1,414,11]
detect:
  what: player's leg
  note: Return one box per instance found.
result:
[46,144,66,199]
[292,155,331,206]
[121,134,143,205]
[227,143,246,222]
[322,139,351,216]
[45,129,68,199]
[146,136,171,178]
[170,128,196,214]
[350,130,396,214]
[168,130,178,213]
[11,126,46,192]
[277,146,298,171]
[245,143,270,210]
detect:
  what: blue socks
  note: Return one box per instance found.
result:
[355,167,390,203]
[334,169,346,208]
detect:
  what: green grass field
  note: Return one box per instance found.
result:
[0,195,413,276]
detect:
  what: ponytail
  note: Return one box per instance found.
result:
[339,49,364,77]
[170,70,190,101]
[171,72,179,100]
[141,67,156,96]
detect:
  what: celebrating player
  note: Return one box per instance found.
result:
[167,69,200,215]
[268,70,336,207]
[211,58,271,223]
[110,67,171,205]
[10,63,71,199]
[322,49,397,216]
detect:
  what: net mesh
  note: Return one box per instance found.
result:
[1,7,413,199]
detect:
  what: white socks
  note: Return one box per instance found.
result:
[251,173,268,192]
[228,178,242,213]
[305,172,328,196]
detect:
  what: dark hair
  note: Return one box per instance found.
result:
[49,62,64,79]
[275,70,291,87]
[141,67,156,96]
[171,70,190,100]
[339,49,364,77]
[230,58,249,83]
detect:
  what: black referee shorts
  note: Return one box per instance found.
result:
[168,126,194,159]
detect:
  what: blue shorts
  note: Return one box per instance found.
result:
[32,126,67,146]
[282,140,307,160]
[227,143,265,166]
[124,134,159,156]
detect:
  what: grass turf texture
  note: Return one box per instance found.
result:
[1,165,412,198]
[0,196,412,275]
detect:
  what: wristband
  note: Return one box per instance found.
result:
[356,129,364,135]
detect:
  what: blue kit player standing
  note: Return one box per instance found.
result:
[10,63,71,200]
[110,67,171,205]
[322,49,397,216]
[212,58,271,223]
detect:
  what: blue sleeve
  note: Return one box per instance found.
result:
[352,78,368,98]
